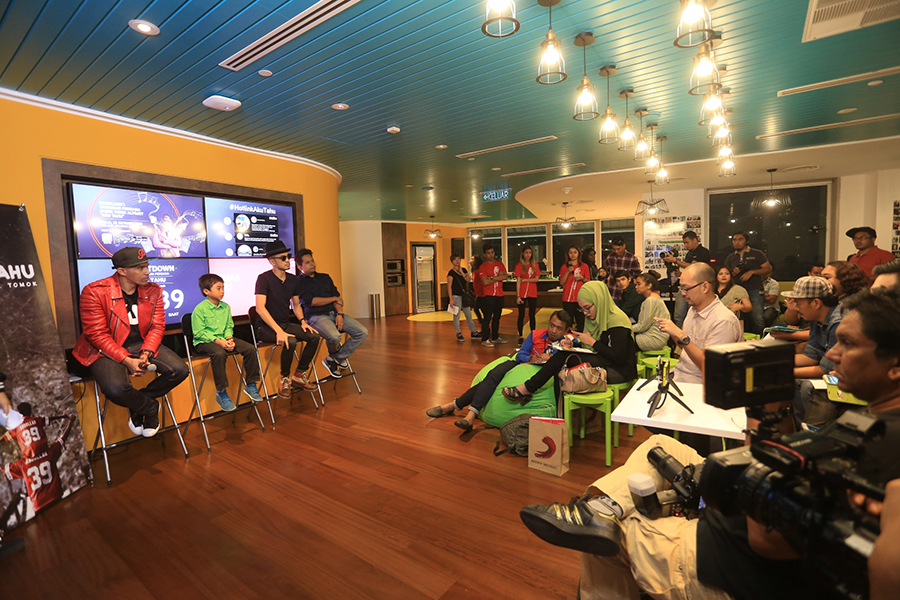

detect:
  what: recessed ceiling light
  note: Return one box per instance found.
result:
[391,208,397,211]
[376,198,381,201]
[451,199,458,203]
[369,214,373,218]
[417,216,423,219]
[331,103,349,110]
[435,144,448,149]
[491,167,501,171]
[387,126,401,134]
[258,69,273,77]
[128,19,160,36]
[422,186,434,190]
[405,184,413,188]
[468,158,475,161]
[868,80,884,86]
[837,107,857,114]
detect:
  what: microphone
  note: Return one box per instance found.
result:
[145,363,157,372]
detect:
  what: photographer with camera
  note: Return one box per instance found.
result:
[519,286,900,600]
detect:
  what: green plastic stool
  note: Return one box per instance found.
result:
[607,380,637,441]
[564,390,615,466]
[743,332,760,341]
[637,347,671,362]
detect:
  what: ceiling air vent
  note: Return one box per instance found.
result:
[803,0,900,42]
[782,165,821,173]
[219,0,363,71]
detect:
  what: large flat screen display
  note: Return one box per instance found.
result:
[69,182,296,326]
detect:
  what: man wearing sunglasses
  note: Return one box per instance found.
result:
[254,240,320,398]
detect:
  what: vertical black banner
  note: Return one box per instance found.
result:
[0,204,91,534]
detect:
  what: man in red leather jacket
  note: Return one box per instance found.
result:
[73,248,188,438]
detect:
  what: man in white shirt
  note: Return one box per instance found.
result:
[656,263,743,384]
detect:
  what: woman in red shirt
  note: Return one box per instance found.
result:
[514,245,540,344]
[559,245,588,331]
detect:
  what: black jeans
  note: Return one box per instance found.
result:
[517,297,537,336]
[480,296,504,341]
[454,360,519,415]
[473,297,485,322]
[522,351,626,394]
[256,322,321,377]
[562,301,586,332]
[193,338,260,391]
[90,341,189,418]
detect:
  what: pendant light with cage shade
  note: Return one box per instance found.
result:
[718,148,736,177]
[633,109,650,161]
[644,124,660,175]
[674,0,715,48]
[424,216,443,239]
[555,201,577,228]
[689,34,722,95]
[482,0,520,38]
[635,180,669,216]
[711,118,731,148]
[573,32,599,120]
[536,0,566,85]
[655,136,670,185]
[751,169,792,208]
[598,65,619,144]
[618,90,636,151]
[699,87,726,126]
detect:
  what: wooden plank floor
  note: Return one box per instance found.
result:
[1,314,649,599]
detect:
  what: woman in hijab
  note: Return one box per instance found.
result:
[502,281,637,403]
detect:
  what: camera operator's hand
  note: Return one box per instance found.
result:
[663,254,676,263]
[870,479,900,600]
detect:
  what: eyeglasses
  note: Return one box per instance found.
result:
[273,254,292,261]
[680,281,705,293]
[579,305,593,315]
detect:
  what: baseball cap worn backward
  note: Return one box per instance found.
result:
[782,276,834,299]
[265,240,291,257]
[111,247,153,269]
[846,226,877,239]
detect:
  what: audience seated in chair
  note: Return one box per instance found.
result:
[426,310,574,432]
[613,270,643,323]
[631,273,670,352]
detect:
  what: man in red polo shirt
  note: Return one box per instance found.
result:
[846,226,894,278]
[476,243,508,347]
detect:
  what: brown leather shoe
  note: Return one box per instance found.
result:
[278,377,292,398]
[291,370,318,391]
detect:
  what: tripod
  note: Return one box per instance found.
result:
[637,357,694,418]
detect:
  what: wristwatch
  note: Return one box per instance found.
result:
[676,335,691,347]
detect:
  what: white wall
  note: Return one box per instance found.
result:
[339,221,384,318]
[835,169,900,259]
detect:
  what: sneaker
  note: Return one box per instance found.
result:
[244,383,264,403]
[215,390,237,412]
[127,414,143,437]
[493,337,509,344]
[517,336,524,345]
[456,333,465,342]
[291,371,318,391]
[519,498,623,556]
[278,376,292,398]
[481,339,494,348]
[337,359,349,370]
[142,414,161,438]
[471,331,481,339]
[322,357,342,379]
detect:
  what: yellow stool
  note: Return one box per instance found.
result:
[564,390,615,467]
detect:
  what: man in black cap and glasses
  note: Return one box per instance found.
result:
[846,226,894,279]
[72,247,189,438]
[254,240,320,398]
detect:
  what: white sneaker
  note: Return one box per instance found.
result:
[481,339,494,348]
[127,415,143,437]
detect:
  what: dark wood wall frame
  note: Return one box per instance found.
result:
[381,222,409,316]
[42,159,304,349]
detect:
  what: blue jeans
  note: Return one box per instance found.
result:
[308,311,369,362]
[452,294,477,334]
[746,289,765,334]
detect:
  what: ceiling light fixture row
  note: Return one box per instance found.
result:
[673,1,735,178]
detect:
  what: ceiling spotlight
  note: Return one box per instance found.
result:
[573,32,599,121]
[837,107,857,114]
[387,126,401,134]
[491,167,501,171]
[435,144,448,149]
[598,65,619,144]
[331,103,349,110]
[674,0,715,48]
[405,184,414,188]
[258,69,273,77]
[128,19,160,36]
[555,201,577,228]
[536,0,566,85]
[868,80,884,86]
[751,168,791,208]
[482,0,520,38]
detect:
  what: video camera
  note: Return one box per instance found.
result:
[643,340,888,599]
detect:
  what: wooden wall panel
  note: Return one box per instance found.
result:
[382,223,409,316]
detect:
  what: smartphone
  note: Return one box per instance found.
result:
[823,374,839,385]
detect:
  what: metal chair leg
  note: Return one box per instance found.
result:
[90,380,112,486]
[162,394,189,458]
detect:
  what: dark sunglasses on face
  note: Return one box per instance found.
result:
[274,254,292,261]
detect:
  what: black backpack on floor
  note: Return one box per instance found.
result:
[493,413,536,457]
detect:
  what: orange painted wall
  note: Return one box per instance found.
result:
[405,224,468,311]
[0,96,341,446]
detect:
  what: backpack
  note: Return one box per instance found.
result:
[493,413,536,457]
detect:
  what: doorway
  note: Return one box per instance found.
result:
[411,243,437,313]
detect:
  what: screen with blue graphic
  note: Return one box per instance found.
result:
[204,197,295,258]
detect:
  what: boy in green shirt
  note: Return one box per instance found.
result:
[191,274,264,411]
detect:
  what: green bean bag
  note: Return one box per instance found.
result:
[472,357,557,427]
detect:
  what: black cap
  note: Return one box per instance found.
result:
[264,240,291,257]
[846,226,877,239]
[111,247,153,269]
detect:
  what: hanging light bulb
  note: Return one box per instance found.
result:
[633,109,650,161]
[635,180,670,216]
[618,89,636,151]
[655,136,669,185]
[716,144,734,165]
[674,0,715,48]
[482,0,520,38]
[707,108,727,138]
[573,32,599,120]
[751,169,792,207]
[711,121,731,147]
[719,157,736,177]
[689,36,722,95]
[644,124,659,174]
[598,65,619,144]
[536,1,566,85]
[698,86,726,125]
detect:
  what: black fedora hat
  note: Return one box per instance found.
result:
[264,240,291,257]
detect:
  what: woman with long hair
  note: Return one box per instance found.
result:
[502,282,637,403]
[514,245,540,344]
[583,246,599,280]
[716,266,751,317]
[447,253,479,342]
[560,245,588,331]
[632,273,670,352]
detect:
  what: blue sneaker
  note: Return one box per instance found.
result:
[244,383,264,403]
[215,390,237,412]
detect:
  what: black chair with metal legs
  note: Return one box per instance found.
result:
[247,307,322,411]
[89,377,189,486]
[180,313,268,452]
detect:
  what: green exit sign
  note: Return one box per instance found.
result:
[482,188,511,202]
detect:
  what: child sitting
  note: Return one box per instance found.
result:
[191,274,265,411]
